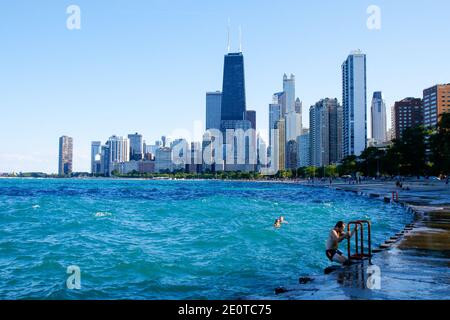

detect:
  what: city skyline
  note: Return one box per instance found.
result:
[1,1,450,173]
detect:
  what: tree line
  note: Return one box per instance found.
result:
[291,113,450,179]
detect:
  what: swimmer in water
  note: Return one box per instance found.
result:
[274,218,281,228]
[279,216,288,224]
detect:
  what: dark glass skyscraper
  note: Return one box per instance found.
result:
[221,52,246,121]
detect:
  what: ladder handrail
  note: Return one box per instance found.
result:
[347,220,372,260]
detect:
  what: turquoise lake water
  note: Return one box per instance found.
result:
[0,178,412,299]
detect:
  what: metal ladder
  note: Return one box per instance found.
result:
[347,220,372,261]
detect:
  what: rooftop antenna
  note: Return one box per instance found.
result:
[239,25,242,53]
[227,18,231,53]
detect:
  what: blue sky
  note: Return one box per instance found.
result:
[1,0,449,173]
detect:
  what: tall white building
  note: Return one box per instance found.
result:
[107,136,130,163]
[283,74,302,142]
[342,50,367,157]
[371,91,387,143]
[283,74,296,115]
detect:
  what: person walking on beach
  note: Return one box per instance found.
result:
[325,221,355,265]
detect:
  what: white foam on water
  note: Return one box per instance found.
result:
[94,212,112,217]
[32,205,40,209]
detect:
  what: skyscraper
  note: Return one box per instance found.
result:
[101,145,110,176]
[221,52,246,121]
[371,92,387,143]
[90,141,102,174]
[220,51,255,172]
[329,100,343,164]
[58,136,73,176]
[283,74,296,115]
[310,102,329,167]
[286,140,298,170]
[128,133,143,161]
[392,98,423,140]
[275,118,286,172]
[309,98,341,167]
[107,136,130,163]
[423,84,450,127]
[268,102,282,157]
[295,98,302,114]
[283,74,302,142]
[155,147,173,173]
[256,134,267,168]
[297,129,310,168]
[342,50,367,157]
[273,92,286,116]
[206,91,222,130]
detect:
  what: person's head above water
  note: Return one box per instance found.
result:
[335,221,345,233]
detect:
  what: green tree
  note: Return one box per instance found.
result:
[111,169,120,177]
[359,147,386,177]
[297,167,306,178]
[395,126,427,176]
[324,165,338,178]
[304,166,317,178]
[338,156,357,176]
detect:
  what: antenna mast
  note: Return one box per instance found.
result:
[239,25,242,52]
[227,18,231,53]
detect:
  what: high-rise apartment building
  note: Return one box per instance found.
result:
[371,91,387,143]
[310,98,342,167]
[297,129,310,168]
[269,102,282,155]
[423,84,450,127]
[128,133,143,161]
[58,136,73,176]
[392,98,423,140]
[206,91,222,130]
[107,136,130,163]
[275,118,286,172]
[342,50,367,157]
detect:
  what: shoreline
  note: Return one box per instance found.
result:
[280,180,450,299]
[306,180,450,254]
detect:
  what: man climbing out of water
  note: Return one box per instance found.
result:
[326,221,356,265]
